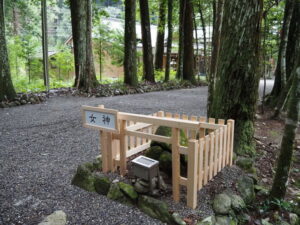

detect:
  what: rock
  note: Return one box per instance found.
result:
[150,126,172,151]
[71,165,96,192]
[237,175,255,204]
[236,157,254,170]
[29,97,36,104]
[8,102,17,107]
[172,213,186,225]
[159,151,173,176]
[229,194,246,211]
[134,181,148,194]
[118,182,138,200]
[138,195,173,224]
[38,210,67,225]
[196,216,216,225]
[158,175,167,190]
[213,193,232,215]
[20,100,27,105]
[145,146,164,160]
[215,216,231,225]
[237,213,251,224]
[107,183,131,205]
[14,100,21,106]
[289,213,298,225]
[94,175,111,195]
[0,102,6,108]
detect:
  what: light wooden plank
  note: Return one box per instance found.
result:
[165,112,172,118]
[214,130,219,176]
[179,146,188,155]
[126,130,172,144]
[119,112,201,130]
[119,120,128,175]
[111,139,119,172]
[126,142,151,158]
[228,120,235,166]
[107,132,113,171]
[218,128,224,172]
[129,121,135,149]
[199,117,206,138]
[190,116,197,138]
[187,139,199,209]
[174,113,180,119]
[180,177,187,186]
[172,128,180,202]
[127,122,152,131]
[223,125,227,168]
[182,114,189,137]
[100,131,108,173]
[198,138,204,190]
[209,132,214,180]
[204,136,209,185]
[226,122,231,165]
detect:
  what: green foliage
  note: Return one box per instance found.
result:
[260,199,294,212]
[51,46,74,80]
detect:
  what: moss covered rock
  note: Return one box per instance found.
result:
[71,165,96,192]
[237,175,255,204]
[213,193,232,215]
[229,194,246,211]
[145,146,164,160]
[159,151,173,176]
[107,183,132,205]
[138,195,174,224]
[236,157,254,171]
[94,175,111,195]
[118,182,138,201]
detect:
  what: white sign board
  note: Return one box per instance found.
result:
[82,106,119,133]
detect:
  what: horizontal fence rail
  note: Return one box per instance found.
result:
[81,106,234,209]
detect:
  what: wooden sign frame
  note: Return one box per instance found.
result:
[81,105,119,133]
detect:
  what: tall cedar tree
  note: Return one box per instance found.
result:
[207,0,224,117]
[164,0,174,82]
[154,0,166,70]
[269,0,294,103]
[270,0,300,198]
[124,0,138,86]
[176,0,185,79]
[0,0,16,101]
[210,0,263,156]
[139,0,155,82]
[182,0,196,84]
[70,0,98,91]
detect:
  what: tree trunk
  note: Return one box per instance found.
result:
[207,0,224,117]
[269,0,294,102]
[154,0,166,71]
[176,0,185,80]
[270,13,300,198]
[124,0,138,86]
[139,0,155,82]
[164,0,173,82]
[0,0,16,102]
[41,0,49,91]
[198,0,207,75]
[286,0,300,81]
[193,9,199,79]
[210,0,263,156]
[70,0,98,91]
[182,0,195,84]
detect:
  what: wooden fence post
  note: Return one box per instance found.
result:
[228,119,235,166]
[172,127,180,202]
[120,120,127,175]
[187,139,199,209]
[100,131,108,172]
[198,138,204,190]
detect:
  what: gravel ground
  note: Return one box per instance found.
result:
[0,88,207,225]
[0,81,274,225]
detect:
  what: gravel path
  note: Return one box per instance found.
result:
[0,80,273,225]
[0,88,207,225]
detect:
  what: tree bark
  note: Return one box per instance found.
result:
[139,0,155,82]
[154,0,166,71]
[0,0,16,102]
[207,0,224,117]
[164,0,173,82]
[210,0,263,156]
[176,0,185,80]
[198,0,207,75]
[182,0,196,84]
[70,0,98,91]
[41,0,49,91]
[270,12,300,198]
[269,0,294,102]
[124,0,138,86]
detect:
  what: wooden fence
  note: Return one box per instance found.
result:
[82,105,234,209]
